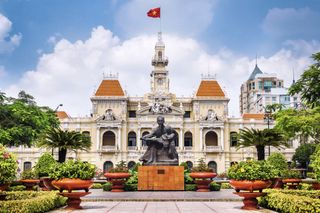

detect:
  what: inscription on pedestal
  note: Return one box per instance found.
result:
[138,166,184,190]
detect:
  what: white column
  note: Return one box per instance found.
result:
[96,128,100,150]
[137,128,141,150]
[117,127,121,150]
[179,128,183,150]
[220,127,224,151]
[200,128,203,150]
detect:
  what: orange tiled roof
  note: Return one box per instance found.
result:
[56,111,69,119]
[242,113,264,120]
[196,80,225,97]
[95,80,125,96]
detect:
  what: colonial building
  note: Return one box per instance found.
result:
[10,33,298,174]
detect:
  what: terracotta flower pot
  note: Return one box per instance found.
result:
[229,180,272,193]
[52,178,93,193]
[189,172,217,192]
[104,173,131,192]
[20,179,40,191]
[282,178,301,190]
[40,177,58,191]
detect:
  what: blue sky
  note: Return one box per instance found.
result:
[1,0,320,116]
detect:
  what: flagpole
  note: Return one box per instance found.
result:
[160,6,162,32]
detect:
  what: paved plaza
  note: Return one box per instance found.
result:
[50,189,277,213]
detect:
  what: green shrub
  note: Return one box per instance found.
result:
[34,153,57,178]
[227,160,276,180]
[264,189,320,198]
[184,172,193,184]
[191,158,212,172]
[124,183,137,191]
[20,169,38,180]
[259,190,320,213]
[281,169,301,179]
[126,171,138,185]
[49,160,96,180]
[310,145,320,182]
[267,152,288,177]
[297,183,312,190]
[0,191,66,213]
[91,183,103,189]
[102,182,112,191]
[0,145,18,185]
[185,184,196,191]
[131,162,141,172]
[8,185,26,191]
[221,183,232,189]
[209,182,221,191]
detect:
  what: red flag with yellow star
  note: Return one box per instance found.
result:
[147,7,160,18]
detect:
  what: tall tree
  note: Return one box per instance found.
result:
[237,128,288,160]
[38,128,91,162]
[292,143,316,169]
[289,52,320,108]
[0,91,59,147]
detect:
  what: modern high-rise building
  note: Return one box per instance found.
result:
[239,64,301,114]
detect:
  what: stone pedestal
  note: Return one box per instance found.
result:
[138,166,184,190]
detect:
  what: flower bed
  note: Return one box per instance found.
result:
[0,191,66,213]
[259,189,320,213]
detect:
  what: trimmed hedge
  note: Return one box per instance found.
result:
[102,182,112,191]
[220,183,232,189]
[7,185,26,191]
[259,189,320,213]
[185,184,196,191]
[124,184,137,191]
[210,182,221,191]
[0,191,66,213]
[91,183,103,189]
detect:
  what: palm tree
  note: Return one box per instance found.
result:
[38,128,91,162]
[237,128,288,160]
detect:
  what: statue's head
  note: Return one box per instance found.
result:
[157,116,165,126]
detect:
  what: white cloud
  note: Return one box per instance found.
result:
[4,27,320,117]
[262,7,320,38]
[0,13,22,54]
[115,0,216,37]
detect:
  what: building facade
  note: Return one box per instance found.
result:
[239,64,301,114]
[10,33,299,174]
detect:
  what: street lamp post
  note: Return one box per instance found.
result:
[263,108,272,156]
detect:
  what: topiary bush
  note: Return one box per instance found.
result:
[0,145,18,185]
[267,152,288,177]
[227,160,276,180]
[20,169,38,180]
[220,183,232,189]
[49,160,96,180]
[91,183,103,189]
[34,153,57,178]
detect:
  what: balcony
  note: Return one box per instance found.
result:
[184,146,193,151]
[205,146,222,153]
[101,145,116,152]
[127,146,137,151]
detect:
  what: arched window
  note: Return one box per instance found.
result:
[173,130,179,147]
[23,162,32,171]
[186,161,193,170]
[184,132,193,147]
[158,51,162,60]
[142,131,150,146]
[128,131,137,146]
[208,161,217,173]
[205,131,218,146]
[102,131,115,146]
[103,161,113,173]
[128,161,136,170]
[230,132,238,147]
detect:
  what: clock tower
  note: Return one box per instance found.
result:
[150,32,169,94]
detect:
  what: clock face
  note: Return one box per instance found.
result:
[157,78,163,85]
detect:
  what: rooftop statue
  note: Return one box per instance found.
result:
[139,116,179,165]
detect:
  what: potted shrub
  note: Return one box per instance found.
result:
[49,160,96,209]
[0,145,18,191]
[104,160,131,192]
[20,169,40,190]
[189,158,217,192]
[227,159,275,210]
[267,152,288,189]
[34,152,57,190]
[281,169,302,189]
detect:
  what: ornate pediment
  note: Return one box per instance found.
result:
[137,104,184,116]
